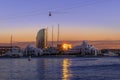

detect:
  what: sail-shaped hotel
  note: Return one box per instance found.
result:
[36,28,47,49]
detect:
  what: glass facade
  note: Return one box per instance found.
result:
[36,29,47,49]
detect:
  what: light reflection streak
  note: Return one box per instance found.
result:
[62,59,72,80]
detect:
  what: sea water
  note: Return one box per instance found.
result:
[0,57,120,80]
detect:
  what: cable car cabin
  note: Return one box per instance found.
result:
[49,12,52,16]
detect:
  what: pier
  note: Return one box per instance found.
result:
[101,49,120,55]
[0,46,20,56]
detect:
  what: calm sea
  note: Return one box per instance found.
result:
[0,57,120,80]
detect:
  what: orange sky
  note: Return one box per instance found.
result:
[0,0,120,43]
[0,26,120,43]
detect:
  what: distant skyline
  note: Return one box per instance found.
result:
[0,0,120,43]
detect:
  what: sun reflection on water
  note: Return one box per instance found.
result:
[62,59,72,80]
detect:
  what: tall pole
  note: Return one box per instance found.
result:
[57,24,60,44]
[10,35,12,51]
[52,26,54,47]
[46,27,48,48]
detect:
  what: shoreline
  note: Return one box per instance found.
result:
[0,55,119,59]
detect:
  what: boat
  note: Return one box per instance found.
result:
[65,41,100,56]
[5,47,23,57]
[103,51,118,56]
[5,35,23,57]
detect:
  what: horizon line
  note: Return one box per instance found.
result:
[0,40,120,44]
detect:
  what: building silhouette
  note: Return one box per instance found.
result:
[36,28,47,49]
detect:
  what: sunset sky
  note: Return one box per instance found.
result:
[0,0,120,43]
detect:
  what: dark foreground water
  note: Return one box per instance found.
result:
[0,57,120,80]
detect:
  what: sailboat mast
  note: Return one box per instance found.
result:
[46,27,48,48]
[57,24,60,44]
[11,35,12,47]
[10,35,12,51]
[52,26,54,47]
